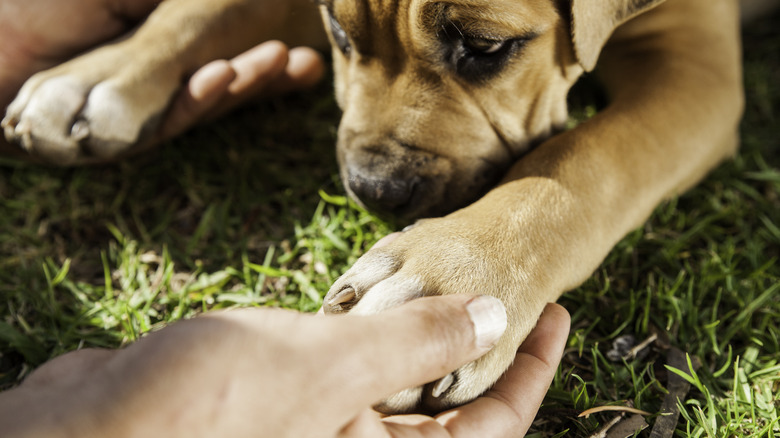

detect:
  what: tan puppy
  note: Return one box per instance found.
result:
[319,0,744,413]
[2,0,748,414]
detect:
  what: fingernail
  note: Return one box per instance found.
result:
[466,296,507,350]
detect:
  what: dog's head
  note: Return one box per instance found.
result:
[319,0,662,220]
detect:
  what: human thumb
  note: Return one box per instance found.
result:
[325,294,507,413]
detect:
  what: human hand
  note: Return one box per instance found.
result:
[0,297,568,438]
[157,40,325,141]
[1,39,324,160]
[339,301,570,437]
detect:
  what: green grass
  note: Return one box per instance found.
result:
[535,16,780,437]
[0,86,394,370]
[1,13,779,438]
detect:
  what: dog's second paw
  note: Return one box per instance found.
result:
[2,43,180,165]
[322,215,550,414]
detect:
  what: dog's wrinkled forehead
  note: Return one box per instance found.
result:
[319,0,409,59]
[320,0,561,76]
[319,0,555,30]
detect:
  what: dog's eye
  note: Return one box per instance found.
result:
[463,37,506,55]
[328,14,352,56]
[453,36,519,82]
[439,23,529,83]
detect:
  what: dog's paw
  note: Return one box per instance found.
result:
[2,43,180,165]
[322,215,550,414]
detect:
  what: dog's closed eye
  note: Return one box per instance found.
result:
[439,21,535,83]
[325,10,352,56]
[463,36,507,55]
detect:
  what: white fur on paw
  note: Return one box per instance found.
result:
[3,76,88,163]
[350,275,424,315]
[80,81,155,159]
[3,70,171,164]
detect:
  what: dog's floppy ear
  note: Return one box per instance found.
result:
[570,0,666,71]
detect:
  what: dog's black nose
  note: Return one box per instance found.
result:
[348,172,416,215]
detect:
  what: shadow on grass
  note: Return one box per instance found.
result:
[0,81,375,385]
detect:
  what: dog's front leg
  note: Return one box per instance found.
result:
[572,0,744,205]
[455,0,744,408]
[505,0,744,243]
[323,0,743,414]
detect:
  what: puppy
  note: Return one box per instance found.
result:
[318,0,744,413]
[2,0,747,414]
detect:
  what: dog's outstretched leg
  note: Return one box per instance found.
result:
[2,0,323,165]
[324,0,743,413]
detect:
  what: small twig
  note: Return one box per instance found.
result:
[625,333,658,360]
[579,405,652,418]
[587,414,624,438]
[582,401,651,438]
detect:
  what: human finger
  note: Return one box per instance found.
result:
[158,40,289,139]
[435,303,570,437]
[21,349,118,389]
[224,40,291,95]
[210,44,324,111]
[157,59,237,139]
[323,294,508,416]
[258,46,325,96]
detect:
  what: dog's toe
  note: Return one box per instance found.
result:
[322,250,402,314]
[3,76,88,163]
[323,218,550,414]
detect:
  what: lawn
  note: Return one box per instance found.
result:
[1,11,778,438]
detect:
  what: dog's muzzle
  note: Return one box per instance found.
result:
[347,170,422,216]
[339,137,452,220]
[338,130,509,221]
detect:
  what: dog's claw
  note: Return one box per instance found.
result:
[1,116,15,141]
[329,286,356,306]
[15,119,33,151]
[325,286,357,313]
[431,373,454,398]
[71,119,90,142]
